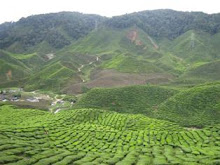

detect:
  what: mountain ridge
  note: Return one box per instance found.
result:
[0,9,219,92]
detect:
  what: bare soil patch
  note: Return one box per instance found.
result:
[63,69,174,94]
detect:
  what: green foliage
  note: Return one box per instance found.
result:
[62,95,77,102]
[183,60,220,81]
[102,55,164,73]
[0,12,105,52]
[0,10,220,90]
[0,50,31,85]
[0,9,220,164]
[0,105,219,164]
[156,83,220,127]
[75,82,220,127]
[155,53,187,75]
[24,61,77,91]
[106,9,220,39]
[1,9,219,54]
[170,30,220,62]
[81,86,91,93]
[75,85,178,115]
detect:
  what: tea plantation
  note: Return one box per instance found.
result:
[0,105,219,165]
[76,83,220,127]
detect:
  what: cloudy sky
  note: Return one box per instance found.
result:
[0,0,219,24]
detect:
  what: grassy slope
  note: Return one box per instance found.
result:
[102,54,164,73]
[75,85,178,115]
[67,27,178,75]
[23,51,100,92]
[66,27,123,54]
[7,51,46,70]
[0,50,31,84]
[182,60,220,81]
[170,30,220,62]
[0,105,219,164]
[24,61,78,92]
[155,53,187,75]
[1,28,220,91]
[156,82,220,127]
[67,26,162,58]
[68,28,220,80]
[76,83,220,127]
[160,30,220,85]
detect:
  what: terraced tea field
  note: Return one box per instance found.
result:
[0,105,219,165]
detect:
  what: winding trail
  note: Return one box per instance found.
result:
[78,65,84,72]
[77,56,100,83]
[54,108,61,114]
[147,36,159,49]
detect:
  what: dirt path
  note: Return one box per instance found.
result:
[190,32,195,48]
[54,108,61,114]
[77,56,100,82]
[78,56,100,72]
[78,65,84,72]
[147,36,159,49]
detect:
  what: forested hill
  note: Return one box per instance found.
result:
[106,9,220,38]
[0,9,220,53]
[0,12,106,52]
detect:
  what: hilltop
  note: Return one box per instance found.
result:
[0,9,220,165]
[75,83,220,127]
[0,9,219,91]
[75,85,178,115]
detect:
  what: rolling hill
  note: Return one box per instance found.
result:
[0,9,220,165]
[156,82,220,127]
[0,105,219,164]
[75,85,178,115]
[0,50,31,84]
[75,83,220,127]
[0,12,106,53]
[0,10,220,91]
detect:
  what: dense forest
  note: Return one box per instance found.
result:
[0,12,105,51]
[1,10,220,52]
[106,10,220,38]
[0,9,220,165]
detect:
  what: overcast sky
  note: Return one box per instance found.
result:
[0,0,219,24]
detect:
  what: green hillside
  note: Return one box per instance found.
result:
[0,50,31,84]
[106,10,220,39]
[1,10,220,90]
[1,9,220,54]
[76,83,220,127]
[156,83,220,127]
[155,53,187,75]
[67,27,159,55]
[22,51,102,92]
[183,60,220,81]
[68,28,123,54]
[0,105,219,165]
[170,30,220,62]
[102,55,163,73]
[0,12,106,53]
[24,62,79,92]
[0,9,220,165]
[75,85,178,115]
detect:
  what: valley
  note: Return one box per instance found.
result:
[0,9,219,164]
